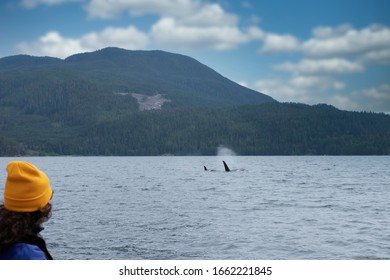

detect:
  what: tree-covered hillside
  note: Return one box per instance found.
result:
[0,48,389,156]
[81,103,390,156]
[0,137,26,156]
[0,47,274,118]
[1,102,389,156]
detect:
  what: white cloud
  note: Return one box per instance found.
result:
[289,76,328,89]
[259,23,390,112]
[150,17,262,50]
[14,0,267,57]
[254,78,303,101]
[331,84,390,112]
[302,24,390,58]
[311,24,354,39]
[18,26,149,58]
[359,48,390,64]
[252,74,347,105]
[253,77,390,112]
[257,23,390,61]
[260,33,300,54]
[85,0,264,51]
[356,84,390,105]
[83,26,149,49]
[333,81,346,90]
[86,0,201,19]
[329,95,359,111]
[274,58,364,74]
[178,3,238,27]
[246,26,265,40]
[21,0,80,8]
[255,76,324,101]
[18,31,87,58]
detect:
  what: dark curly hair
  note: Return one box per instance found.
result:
[0,203,52,251]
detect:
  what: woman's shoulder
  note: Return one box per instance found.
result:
[0,243,47,260]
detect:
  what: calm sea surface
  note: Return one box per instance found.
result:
[0,156,389,260]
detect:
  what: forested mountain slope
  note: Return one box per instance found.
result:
[0,48,389,156]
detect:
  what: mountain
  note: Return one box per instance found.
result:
[0,47,274,121]
[0,48,389,156]
[66,47,275,106]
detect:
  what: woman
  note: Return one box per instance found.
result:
[0,161,53,260]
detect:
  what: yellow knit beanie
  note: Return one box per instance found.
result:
[4,161,53,212]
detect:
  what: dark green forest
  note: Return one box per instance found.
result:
[1,102,389,156]
[0,137,26,156]
[81,103,390,156]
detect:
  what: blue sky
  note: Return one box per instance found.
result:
[1,0,389,112]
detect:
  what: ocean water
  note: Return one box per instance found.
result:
[0,156,389,260]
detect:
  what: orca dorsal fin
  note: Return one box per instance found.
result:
[223,161,230,172]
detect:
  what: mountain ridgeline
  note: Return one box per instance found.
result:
[0,47,389,156]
